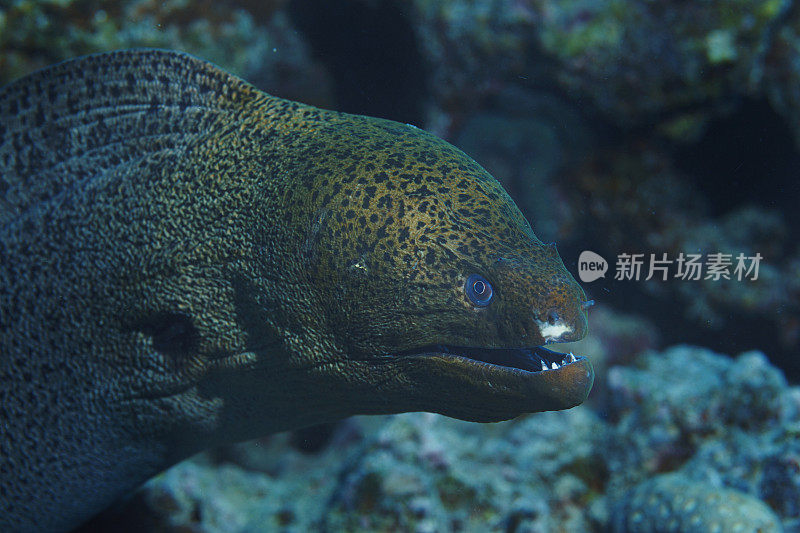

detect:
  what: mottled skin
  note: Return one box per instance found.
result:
[0,50,591,531]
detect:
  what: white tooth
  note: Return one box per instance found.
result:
[568,352,576,363]
[551,362,559,370]
[541,360,548,371]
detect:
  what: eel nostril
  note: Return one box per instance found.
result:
[546,310,559,326]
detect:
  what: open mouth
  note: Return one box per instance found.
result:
[390,343,594,417]
[401,345,582,373]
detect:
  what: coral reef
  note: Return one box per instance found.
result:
[763,6,800,149]
[324,409,607,532]
[409,0,797,144]
[604,346,799,531]
[0,0,332,105]
[88,409,608,532]
[540,139,798,373]
[605,348,788,481]
[526,0,785,136]
[81,425,371,532]
[611,473,783,533]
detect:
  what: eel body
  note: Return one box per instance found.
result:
[0,49,592,531]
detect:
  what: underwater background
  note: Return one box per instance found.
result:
[2,0,799,531]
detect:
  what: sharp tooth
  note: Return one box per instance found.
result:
[551,362,559,370]
[541,360,548,371]
[568,352,576,363]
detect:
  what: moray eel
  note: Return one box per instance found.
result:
[0,49,592,531]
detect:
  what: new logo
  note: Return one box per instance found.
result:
[578,251,608,282]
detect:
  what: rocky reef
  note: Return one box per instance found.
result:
[612,473,783,533]
[0,0,332,105]
[409,0,798,145]
[556,142,800,356]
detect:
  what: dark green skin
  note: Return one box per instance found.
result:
[0,50,591,531]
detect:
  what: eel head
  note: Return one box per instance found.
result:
[303,117,593,422]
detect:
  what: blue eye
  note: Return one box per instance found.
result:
[465,274,493,307]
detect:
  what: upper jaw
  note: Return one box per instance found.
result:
[418,344,582,373]
[398,339,586,373]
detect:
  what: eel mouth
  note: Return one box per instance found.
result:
[391,343,593,418]
[399,344,585,374]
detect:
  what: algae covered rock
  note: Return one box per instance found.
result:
[324,410,608,532]
[612,473,783,533]
[0,0,332,104]
[608,346,787,436]
[409,0,791,141]
[605,345,796,531]
[604,346,789,485]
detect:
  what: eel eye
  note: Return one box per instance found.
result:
[465,274,493,307]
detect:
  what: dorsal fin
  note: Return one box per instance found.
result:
[0,48,265,226]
